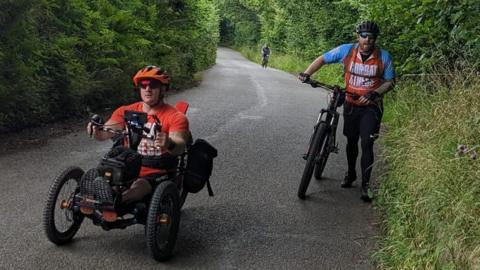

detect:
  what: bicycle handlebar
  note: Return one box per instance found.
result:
[303,78,341,92]
[96,125,156,140]
[89,117,156,140]
[302,78,362,100]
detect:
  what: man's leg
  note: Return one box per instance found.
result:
[341,135,360,187]
[358,106,382,201]
[121,178,153,205]
[360,135,375,184]
[341,104,360,187]
[346,135,360,174]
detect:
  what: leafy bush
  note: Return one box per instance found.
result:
[0,0,219,132]
[215,0,480,74]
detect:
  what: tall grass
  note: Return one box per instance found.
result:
[376,73,480,269]
[237,46,480,269]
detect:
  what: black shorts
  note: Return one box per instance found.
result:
[140,173,166,189]
[342,102,383,139]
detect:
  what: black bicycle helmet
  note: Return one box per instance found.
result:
[356,21,380,35]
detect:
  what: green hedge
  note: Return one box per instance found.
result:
[0,0,219,132]
[215,0,480,75]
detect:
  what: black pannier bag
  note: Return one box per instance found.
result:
[97,146,142,187]
[184,139,217,194]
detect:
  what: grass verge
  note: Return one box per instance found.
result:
[375,75,480,269]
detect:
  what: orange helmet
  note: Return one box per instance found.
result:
[132,65,170,86]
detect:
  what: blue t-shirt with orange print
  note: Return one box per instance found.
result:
[323,43,395,80]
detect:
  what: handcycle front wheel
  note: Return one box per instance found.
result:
[297,122,328,199]
[43,166,85,245]
[146,181,181,262]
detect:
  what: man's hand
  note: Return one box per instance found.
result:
[87,114,105,138]
[87,119,119,141]
[154,131,188,155]
[86,122,96,137]
[358,91,380,105]
[298,72,310,82]
[154,132,170,150]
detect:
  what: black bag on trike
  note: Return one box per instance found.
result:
[183,139,217,194]
[97,146,142,187]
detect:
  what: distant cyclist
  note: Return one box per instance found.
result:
[261,44,271,68]
[298,21,395,202]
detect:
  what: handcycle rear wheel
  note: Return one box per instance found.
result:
[146,181,181,261]
[43,166,85,245]
[298,122,328,199]
[314,132,332,180]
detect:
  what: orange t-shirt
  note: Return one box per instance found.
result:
[109,102,189,177]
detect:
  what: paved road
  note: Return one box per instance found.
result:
[0,48,379,269]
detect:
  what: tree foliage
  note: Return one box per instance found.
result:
[216,0,260,47]
[0,0,219,131]
[215,0,480,73]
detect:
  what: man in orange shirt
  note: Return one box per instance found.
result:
[87,65,190,205]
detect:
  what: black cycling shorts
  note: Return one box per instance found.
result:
[342,102,383,139]
[140,173,165,189]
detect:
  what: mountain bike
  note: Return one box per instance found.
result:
[297,79,355,199]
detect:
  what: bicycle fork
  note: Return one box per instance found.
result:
[303,109,340,160]
[328,111,340,154]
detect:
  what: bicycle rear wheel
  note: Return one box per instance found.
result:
[261,57,268,68]
[314,132,332,180]
[298,122,328,199]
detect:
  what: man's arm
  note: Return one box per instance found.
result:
[358,79,395,105]
[302,55,326,77]
[86,119,123,141]
[377,50,395,95]
[155,131,189,156]
[374,79,395,95]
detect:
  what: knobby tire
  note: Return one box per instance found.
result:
[146,181,181,262]
[43,166,85,245]
[314,132,331,180]
[297,122,328,199]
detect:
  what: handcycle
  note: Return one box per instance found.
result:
[43,101,217,261]
[297,79,359,199]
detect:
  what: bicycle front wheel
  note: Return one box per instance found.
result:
[297,122,328,199]
[314,132,332,180]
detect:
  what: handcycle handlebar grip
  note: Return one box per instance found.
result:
[90,114,105,126]
[89,114,105,137]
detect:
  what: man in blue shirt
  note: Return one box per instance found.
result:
[299,21,395,202]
